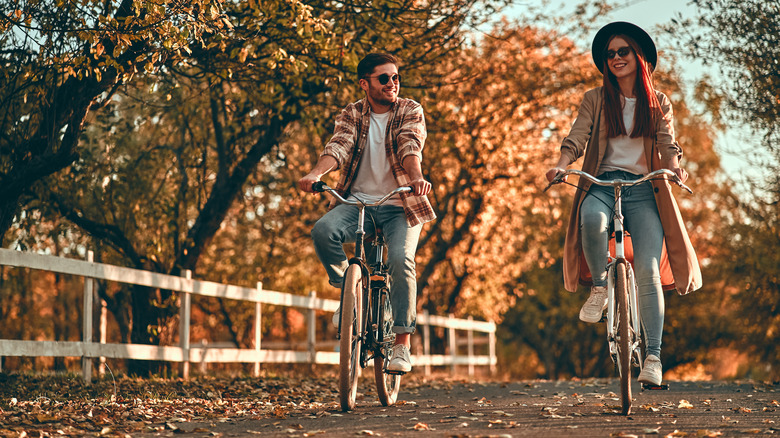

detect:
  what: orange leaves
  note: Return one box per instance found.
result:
[412,422,432,430]
[420,22,600,320]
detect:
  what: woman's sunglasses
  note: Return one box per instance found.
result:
[365,73,401,85]
[606,46,632,60]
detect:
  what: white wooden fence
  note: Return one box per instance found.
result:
[0,248,496,381]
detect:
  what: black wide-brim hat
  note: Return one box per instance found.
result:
[591,21,657,73]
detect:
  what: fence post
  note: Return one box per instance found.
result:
[254,281,263,377]
[308,291,316,366]
[99,299,107,377]
[448,313,456,375]
[82,250,94,383]
[467,316,475,377]
[179,270,192,379]
[422,309,431,376]
[489,324,497,376]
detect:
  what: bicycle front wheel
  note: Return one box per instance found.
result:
[339,264,363,411]
[626,264,644,371]
[374,291,401,406]
[615,260,632,415]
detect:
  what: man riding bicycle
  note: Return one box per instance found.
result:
[298,53,435,374]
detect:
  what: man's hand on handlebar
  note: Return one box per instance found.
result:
[409,178,432,197]
[298,173,321,193]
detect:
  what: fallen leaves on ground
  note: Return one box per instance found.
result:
[0,373,338,436]
[412,422,431,430]
[678,400,695,409]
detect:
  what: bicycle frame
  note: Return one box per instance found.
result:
[312,182,411,339]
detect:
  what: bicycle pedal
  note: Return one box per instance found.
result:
[385,369,406,376]
[641,383,669,390]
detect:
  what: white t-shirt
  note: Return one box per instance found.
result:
[599,97,649,176]
[349,111,403,207]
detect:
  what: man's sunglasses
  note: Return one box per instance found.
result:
[365,73,401,85]
[606,46,632,60]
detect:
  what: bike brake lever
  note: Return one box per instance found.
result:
[667,174,693,194]
[543,174,564,193]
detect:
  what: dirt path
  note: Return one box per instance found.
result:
[171,378,778,437]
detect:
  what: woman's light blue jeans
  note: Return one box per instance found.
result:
[580,170,665,359]
[311,204,422,334]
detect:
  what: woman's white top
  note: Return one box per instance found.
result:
[598,97,649,176]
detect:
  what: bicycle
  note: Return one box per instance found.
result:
[544,168,692,415]
[312,181,411,411]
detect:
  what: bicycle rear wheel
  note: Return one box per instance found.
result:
[615,260,632,415]
[339,264,363,411]
[374,290,401,406]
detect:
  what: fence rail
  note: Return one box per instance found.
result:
[0,248,496,381]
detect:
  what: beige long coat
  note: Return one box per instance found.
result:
[559,87,702,295]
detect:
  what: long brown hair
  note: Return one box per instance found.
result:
[601,35,662,138]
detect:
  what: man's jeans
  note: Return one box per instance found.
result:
[580,170,665,359]
[312,204,422,334]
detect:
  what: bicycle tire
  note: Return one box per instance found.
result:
[374,291,400,406]
[616,260,632,415]
[339,264,363,411]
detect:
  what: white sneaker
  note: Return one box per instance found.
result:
[579,285,608,323]
[638,354,663,386]
[333,306,356,328]
[387,344,412,373]
[332,306,340,328]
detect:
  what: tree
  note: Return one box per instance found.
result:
[0,0,231,245]
[418,20,598,322]
[5,0,510,374]
[668,0,780,378]
[669,0,780,191]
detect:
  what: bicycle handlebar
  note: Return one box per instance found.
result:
[543,168,693,194]
[312,182,413,206]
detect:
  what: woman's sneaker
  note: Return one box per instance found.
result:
[387,344,412,373]
[579,285,608,323]
[638,355,663,386]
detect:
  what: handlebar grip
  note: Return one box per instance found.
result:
[312,181,326,192]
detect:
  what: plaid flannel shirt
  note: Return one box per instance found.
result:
[321,97,436,227]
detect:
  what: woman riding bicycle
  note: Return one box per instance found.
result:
[544,22,702,386]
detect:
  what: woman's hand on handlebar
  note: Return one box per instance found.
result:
[667,166,689,184]
[545,167,568,183]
